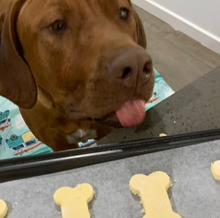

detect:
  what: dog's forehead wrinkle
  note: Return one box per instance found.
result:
[68,0,130,19]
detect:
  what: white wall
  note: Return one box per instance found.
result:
[132,0,220,54]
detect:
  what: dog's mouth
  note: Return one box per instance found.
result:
[66,99,146,128]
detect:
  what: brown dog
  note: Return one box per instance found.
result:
[0,0,154,151]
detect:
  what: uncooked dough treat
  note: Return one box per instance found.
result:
[0,199,7,218]
[159,133,167,137]
[54,183,94,218]
[129,171,182,218]
[211,160,220,180]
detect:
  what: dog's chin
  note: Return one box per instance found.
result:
[95,112,122,128]
[65,110,88,120]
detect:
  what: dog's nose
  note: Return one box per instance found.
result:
[106,47,153,87]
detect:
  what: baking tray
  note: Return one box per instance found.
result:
[1,133,220,218]
[1,128,220,183]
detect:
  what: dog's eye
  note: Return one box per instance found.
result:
[119,8,129,20]
[51,20,66,32]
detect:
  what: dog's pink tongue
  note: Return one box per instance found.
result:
[116,100,146,128]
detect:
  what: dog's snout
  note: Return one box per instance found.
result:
[106,47,153,87]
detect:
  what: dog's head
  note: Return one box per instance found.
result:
[0,0,154,128]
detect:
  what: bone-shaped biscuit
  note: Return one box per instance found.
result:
[211,160,220,180]
[129,171,182,218]
[54,183,94,218]
[0,199,7,218]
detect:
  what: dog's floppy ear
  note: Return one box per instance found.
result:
[0,0,37,109]
[133,9,147,49]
